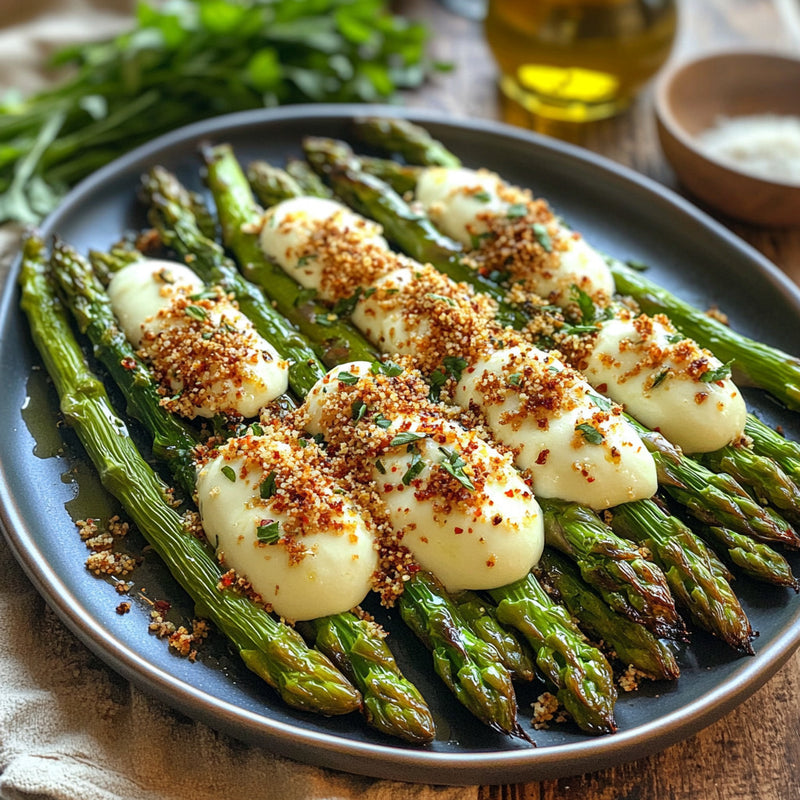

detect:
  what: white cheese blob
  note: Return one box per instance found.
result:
[196,435,377,621]
[107,259,203,346]
[415,166,615,303]
[454,345,658,509]
[582,317,747,453]
[107,259,289,419]
[303,362,544,592]
[259,196,387,293]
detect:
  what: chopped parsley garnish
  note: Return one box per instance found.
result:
[532,223,553,253]
[375,458,386,474]
[259,471,277,500]
[351,399,368,422]
[701,361,733,383]
[184,304,207,321]
[371,359,403,377]
[576,423,605,445]
[571,285,597,324]
[428,355,469,402]
[666,333,685,344]
[221,465,237,482]
[189,289,218,301]
[506,202,528,219]
[337,371,360,386]
[402,449,425,485]
[438,447,475,492]
[651,369,670,389]
[332,286,364,317]
[374,413,393,429]
[250,422,264,436]
[589,393,613,411]
[507,372,522,386]
[426,292,456,307]
[390,431,428,447]
[256,519,281,544]
[296,253,318,267]
[473,190,492,203]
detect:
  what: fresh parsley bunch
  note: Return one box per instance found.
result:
[0,0,438,224]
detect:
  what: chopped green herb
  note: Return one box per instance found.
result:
[571,285,597,324]
[337,371,360,386]
[221,465,237,482]
[259,471,278,499]
[314,313,337,327]
[296,253,318,267]
[473,190,492,203]
[250,422,264,436]
[375,458,386,474]
[351,399,368,422]
[507,372,522,386]
[589,393,613,411]
[426,292,456,307]
[576,423,605,445]
[666,333,685,344]
[374,413,393,429]
[651,369,670,388]
[701,361,733,383]
[532,223,553,253]
[402,449,425,485]
[293,287,318,307]
[506,202,528,219]
[438,447,475,492]
[332,286,363,317]
[371,359,403,377]
[185,304,207,321]
[469,231,494,250]
[256,519,281,544]
[390,431,428,447]
[189,289,218,301]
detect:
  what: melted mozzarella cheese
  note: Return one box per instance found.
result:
[583,318,747,453]
[107,259,203,346]
[259,196,387,291]
[454,346,658,509]
[107,259,289,418]
[303,362,544,592]
[196,438,377,621]
[415,166,615,302]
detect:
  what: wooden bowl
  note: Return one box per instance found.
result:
[654,50,800,227]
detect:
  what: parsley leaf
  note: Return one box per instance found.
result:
[390,431,428,447]
[701,361,733,383]
[259,471,278,499]
[221,465,237,482]
[576,423,605,445]
[256,519,281,544]
[438,446,475,492]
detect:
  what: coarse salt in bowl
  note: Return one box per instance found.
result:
[654,49,800,227]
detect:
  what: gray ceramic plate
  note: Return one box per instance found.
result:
[1,105,799,786]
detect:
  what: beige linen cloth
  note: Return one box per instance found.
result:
[0,3,475,798]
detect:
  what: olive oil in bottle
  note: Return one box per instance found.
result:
[484,0,677,122]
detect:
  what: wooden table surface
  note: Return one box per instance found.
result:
[403,0,800,797]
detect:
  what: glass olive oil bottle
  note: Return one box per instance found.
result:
[485,0,677,122]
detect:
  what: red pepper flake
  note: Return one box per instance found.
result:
[121,356,137,371]
[536,449,550,465]
[153,599,171,614]
[454,526,464,534]
[504,489,515,497]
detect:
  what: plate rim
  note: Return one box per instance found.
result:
[2,102,799,785]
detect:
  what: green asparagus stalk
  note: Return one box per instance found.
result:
[540,498,685,640]
[141,166,325,399]
[536,549,680,681]
[745,414,800,487]
[696,525,799,589]
[246,160,306,207]
[20,234,361,717]
[300,614,435,744]
[139,168,523,737]
[454,591,536,681]
[489,573,617,735]
[699,443,800,526]
[50,237,436,742]
[200,144,379,369]
[50,238,200,499]
[397,570,523,737]
[610,499,755,654]
[352,116,800,413]
[352,116,462,168]
[285,157,334,198]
